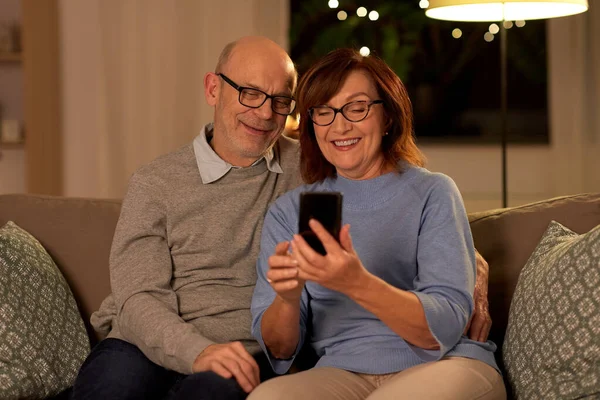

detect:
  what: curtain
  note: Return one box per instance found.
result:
[60,0,289,198]
[548,3,600,195]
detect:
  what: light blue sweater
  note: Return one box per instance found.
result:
[251,165,499,375]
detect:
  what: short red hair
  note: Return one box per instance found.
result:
[296,48,425,183]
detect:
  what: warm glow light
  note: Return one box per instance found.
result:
[484,32,495,42]
[328,0,339,8]
[369,10,379,20]
[426,1,588,22]
[357,7,368,17]
[504,20,514,28]
[337,10,348,20]
[359,46,370,56]
[452,28,463,38]
[515,20,526,26]
[489,23,500,34]
[285,114,300,133]
[420,0,430,8]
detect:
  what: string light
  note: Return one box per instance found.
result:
[337,10,347,20]
[489,23,500,34]
[357,7,367,17]
[515,20,526,27]
[484,32,494,42]
[503,21,514,29]
[419,0,430,9]
[359,46,370,56]
[452,28,462,39]
[328,0,339,8]
[368,10,379,21]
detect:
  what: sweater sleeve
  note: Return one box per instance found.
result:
[110,172,214,374]
[251,198,311,375]
[410,174,475,358]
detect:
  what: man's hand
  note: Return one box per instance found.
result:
[192,342,260,393]
[464,250,492,342]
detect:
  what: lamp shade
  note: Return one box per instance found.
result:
[425,0,588,21]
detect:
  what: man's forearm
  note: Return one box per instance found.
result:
[117,293,215,374]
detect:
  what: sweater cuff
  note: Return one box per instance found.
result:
[174,333,216,374]
[412,291,463,357]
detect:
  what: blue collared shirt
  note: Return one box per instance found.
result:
[192,123,283,184]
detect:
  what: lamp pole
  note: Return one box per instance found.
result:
[500,19,508,208]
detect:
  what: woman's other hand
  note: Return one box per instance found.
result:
[291,219,370,295]
[267,241,306,303]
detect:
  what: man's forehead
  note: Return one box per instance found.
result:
[228,67,296,94]
[224,43,295,88]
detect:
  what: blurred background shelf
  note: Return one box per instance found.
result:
[0,141,25,149]
[0,52,22,62]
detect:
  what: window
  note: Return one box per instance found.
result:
[291,0,549,144]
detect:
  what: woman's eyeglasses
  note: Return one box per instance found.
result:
[308,100,383,126]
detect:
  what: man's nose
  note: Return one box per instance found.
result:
[255,98,274,119]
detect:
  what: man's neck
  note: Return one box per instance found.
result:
[208,134,258,168]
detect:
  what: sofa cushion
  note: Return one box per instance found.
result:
[502,221,600,399]
[0,221,91,399]
[0,194,121,345]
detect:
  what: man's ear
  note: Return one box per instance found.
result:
[204,72,219,106]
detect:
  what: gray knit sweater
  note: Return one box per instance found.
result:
[91,134,302,374]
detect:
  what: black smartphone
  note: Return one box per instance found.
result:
[298,192,343,255]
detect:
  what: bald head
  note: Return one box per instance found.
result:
[215,36,297,91]
[204,36,297,167]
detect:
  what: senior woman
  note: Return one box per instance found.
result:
[248,48,506,400]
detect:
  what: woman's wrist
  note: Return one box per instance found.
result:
[274,292,302,308]
[345,270,380,303]
[262,297,302,359]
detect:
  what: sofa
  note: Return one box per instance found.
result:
[1,192,599,399]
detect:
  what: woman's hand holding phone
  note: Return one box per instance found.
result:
[291,219,371,297]
[267,241,305,303]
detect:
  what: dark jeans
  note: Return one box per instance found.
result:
[71,338,274,400]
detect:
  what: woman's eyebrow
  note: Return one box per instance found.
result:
[314,92,372,107]
[346,92,371,101]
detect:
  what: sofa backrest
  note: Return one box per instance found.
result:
[2,192,600,355]
[469,192,600,372]
[0,194,121,344]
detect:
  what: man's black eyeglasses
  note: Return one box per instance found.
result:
[308,100,384,126]
[217,73,296,116]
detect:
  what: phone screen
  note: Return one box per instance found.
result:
[298,192,343,255]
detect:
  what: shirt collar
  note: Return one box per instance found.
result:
[193,123,283,184]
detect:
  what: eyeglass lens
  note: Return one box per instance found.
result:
[239,89,295,115]
[311,101,378,126]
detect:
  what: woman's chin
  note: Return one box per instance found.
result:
[335,166,363,179]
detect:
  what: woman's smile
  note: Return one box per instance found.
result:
[332,138,361,150]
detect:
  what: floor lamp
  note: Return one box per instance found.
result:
[425,0,588,208]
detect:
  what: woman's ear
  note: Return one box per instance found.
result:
[384,117,393,133]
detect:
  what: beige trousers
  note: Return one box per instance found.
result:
[248,357,506,400]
